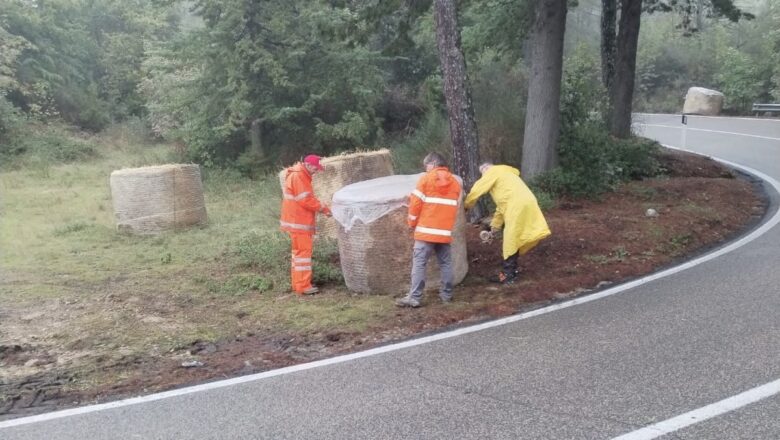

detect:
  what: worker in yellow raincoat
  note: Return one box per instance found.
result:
[464,162,551,284]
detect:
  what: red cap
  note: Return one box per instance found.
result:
[303,154,324,170]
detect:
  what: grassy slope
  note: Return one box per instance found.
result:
[0,137,391,385]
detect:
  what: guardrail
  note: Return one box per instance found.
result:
[752,103,780,115]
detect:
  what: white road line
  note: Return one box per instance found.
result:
[611,378,780,440]
[639,124,780,141]
[2,149,780,430]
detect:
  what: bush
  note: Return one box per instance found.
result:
[535,47,660,199]
[535,127,660,198]
[391,111,450,174]
[0,95,24,156]
[470,50,526,165]
[1,121,98,169]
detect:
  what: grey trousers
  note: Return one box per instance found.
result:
[409,240,454,301]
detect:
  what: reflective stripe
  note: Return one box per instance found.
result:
[425,196,458,206]
[280,221,315,231]
[293,257,312,263]
[408,215,417,221]
[283,191,311,201]
[411,190,458,207]
[415,226,452,237]
[294,266,312,272]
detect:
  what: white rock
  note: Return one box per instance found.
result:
[181,360,204,368]
[645,208,659,218]
[683,87,724,116]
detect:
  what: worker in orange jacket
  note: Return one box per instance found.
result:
[396,152,462,308]
[280,155,331,295]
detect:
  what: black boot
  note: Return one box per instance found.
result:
[502,252,519,277]
[489,253,519,284]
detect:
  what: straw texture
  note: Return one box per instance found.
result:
[110,164,207,235]
[278,149,394,239]
[337,202,468,295]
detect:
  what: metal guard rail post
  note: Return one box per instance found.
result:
[752,103,780,115]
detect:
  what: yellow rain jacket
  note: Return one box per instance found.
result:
[464,165,551,259]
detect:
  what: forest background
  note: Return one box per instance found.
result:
[1,0,777,179]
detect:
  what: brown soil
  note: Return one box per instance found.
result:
[0,149,769,420]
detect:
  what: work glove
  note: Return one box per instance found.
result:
[321,206,332,217]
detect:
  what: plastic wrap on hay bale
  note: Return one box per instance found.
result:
[332,174,468,294]
[110,164,207,235]
[278,149,394,239]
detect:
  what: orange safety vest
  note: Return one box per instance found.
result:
[407,166,462,244]
[280,163,323,235]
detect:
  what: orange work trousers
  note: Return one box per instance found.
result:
[289,232,314,293]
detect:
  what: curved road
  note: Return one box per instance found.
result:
[2,114,780,439]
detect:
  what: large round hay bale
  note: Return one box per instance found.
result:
[683,87,724,115]
[110,164,207,235]
[332,174,468,294]
[278,149,394,239]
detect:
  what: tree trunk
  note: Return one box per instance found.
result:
[609,0,643,138]
[250,118,265,157]
[600,0,617,96]
[521,0,567,180]
[432,0,483,221]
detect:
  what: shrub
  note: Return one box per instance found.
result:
[535,46,660,199]
[0,95,24,157]
[391,111,450,174]
[535,127,660,198]
[1,122,98,169]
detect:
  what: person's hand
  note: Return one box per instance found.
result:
[321,206,332,217]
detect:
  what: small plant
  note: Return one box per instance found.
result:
[205,275,273,296]
[53,221,93,236]
[613,246,629,261]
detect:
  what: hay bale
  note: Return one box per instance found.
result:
[110,164,207,235]
[332,174,468,294]
[278,149,394,239]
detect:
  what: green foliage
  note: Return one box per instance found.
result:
[1,122,97,170]
[145,0,387,167]
[0,94,23,155]
[529,186,556,212]
[53,221,94,236]
[461,0,533,60]
[714,47,768,113]
[391,111,449,174]
[312,237,344,285]
[470,50,526,166]
[0,0,178,128]
[536,131,660,198]
[230,230,343,290]
[636,4,777,114]
[203,274,274,296]
[534,48,659,198]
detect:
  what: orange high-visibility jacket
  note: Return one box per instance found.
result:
[407,167,462,243]
[280,163,324,235]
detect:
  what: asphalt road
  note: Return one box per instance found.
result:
[3,114,780,439]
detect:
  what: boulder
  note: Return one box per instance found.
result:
[683,87,724,116]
